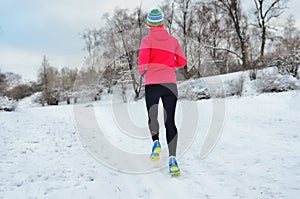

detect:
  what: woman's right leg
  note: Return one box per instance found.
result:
[161,86,178,157]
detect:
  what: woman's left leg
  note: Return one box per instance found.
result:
[161,85,178,157]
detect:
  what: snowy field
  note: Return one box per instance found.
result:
[1,91,300,199]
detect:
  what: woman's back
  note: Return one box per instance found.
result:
[138,27,187,85]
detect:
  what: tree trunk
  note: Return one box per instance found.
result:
[260,23,266,58]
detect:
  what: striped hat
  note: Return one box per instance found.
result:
[147,8,164,27]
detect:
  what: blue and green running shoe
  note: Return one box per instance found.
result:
[150,140,161,161]
[169,156,181,175]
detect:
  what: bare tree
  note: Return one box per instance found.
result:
[280,15,300,52]
[38,55,50,89]
[173,0,194,77]
[82,28,102,69]
[160,0,176,34]
[60,67,78,90]
[193,1,237,75]
[253,0,289,58]
[135,1,147,42]
[188,1,213,76]
[216,0,249,71]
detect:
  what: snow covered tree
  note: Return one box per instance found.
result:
[37,56,60,105]
[112,8,145,98]
[4,72,22,88]
[86,7,147,99]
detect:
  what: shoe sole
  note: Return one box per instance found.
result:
[169,165,181,175]
[170,171,181,176]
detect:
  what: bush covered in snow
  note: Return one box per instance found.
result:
[16,92,43,108]
[255,72,300,93]
[272,51,300,78]
[223,75,245,97]
[178,74,247,100]
[39,89,60,106]
[178,79,210,100]
[176,67,300,101]
[0,97,17,111]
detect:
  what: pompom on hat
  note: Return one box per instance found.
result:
[147,8,164,27]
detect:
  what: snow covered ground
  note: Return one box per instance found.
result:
[1,90,300,199]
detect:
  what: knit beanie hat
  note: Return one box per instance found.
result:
[147,8,164,27]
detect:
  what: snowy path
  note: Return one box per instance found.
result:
[0,92,300,199]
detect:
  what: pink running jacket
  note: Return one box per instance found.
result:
[138,27,187,85]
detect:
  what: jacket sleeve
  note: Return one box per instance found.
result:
[174,40,187,68]
[138,37,151,76]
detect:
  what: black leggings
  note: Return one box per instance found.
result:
[145,84,178,156]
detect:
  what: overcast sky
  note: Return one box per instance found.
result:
[0,0,300,81]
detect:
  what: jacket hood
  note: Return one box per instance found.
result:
[149,28,169,41]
